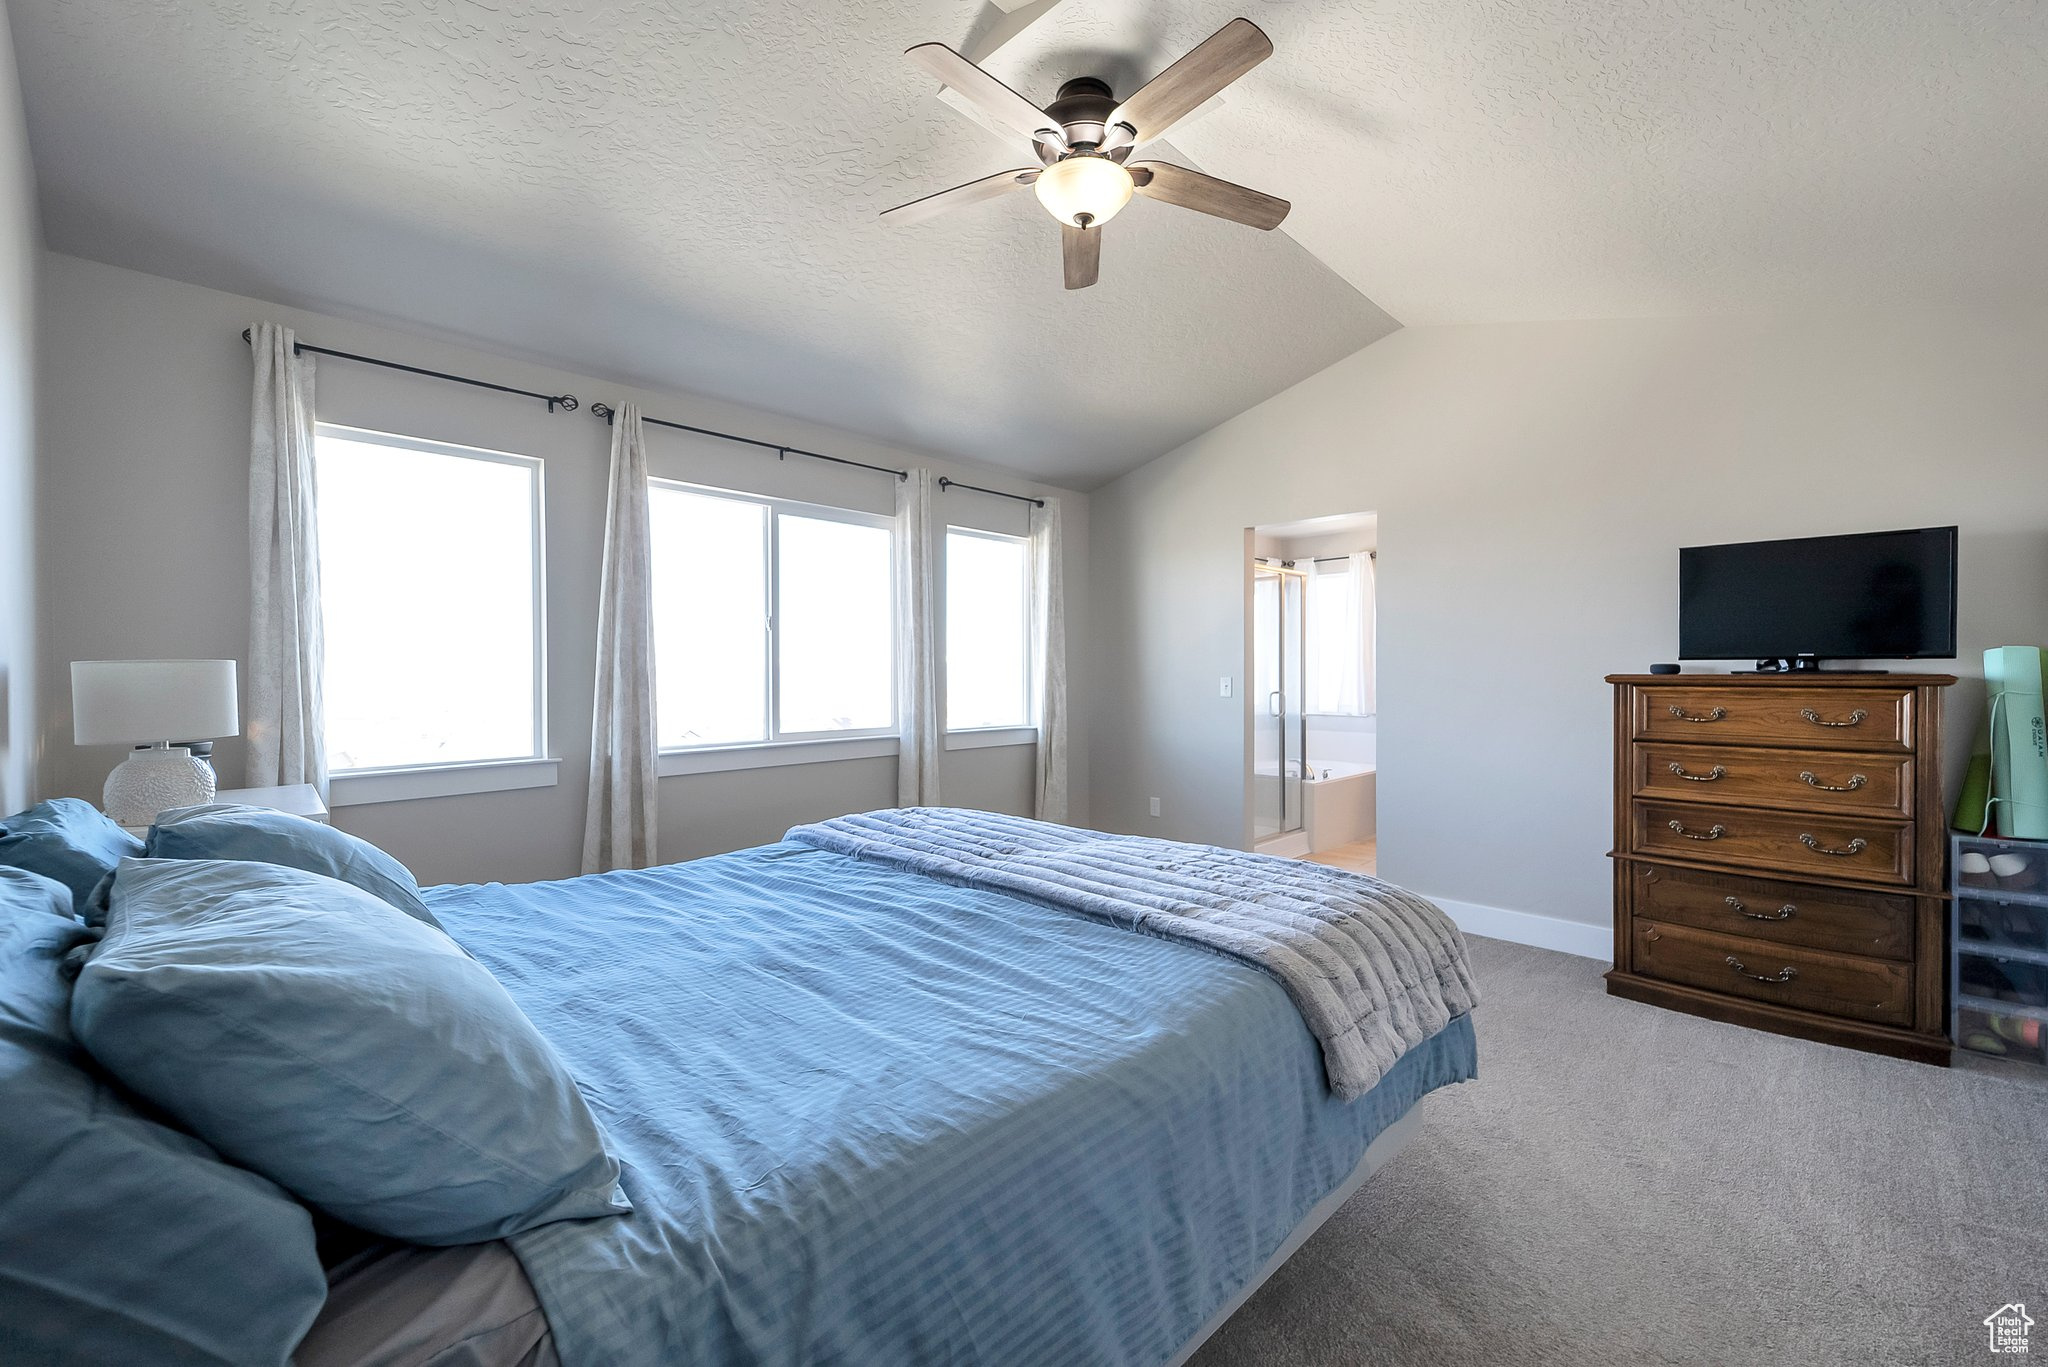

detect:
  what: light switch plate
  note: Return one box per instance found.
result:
[1149,797,1162,817]
[1219,676,1233,698]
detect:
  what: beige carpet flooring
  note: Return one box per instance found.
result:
[1190,934,2048,1367]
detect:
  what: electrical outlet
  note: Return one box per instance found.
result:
[1149,797,1162,818]
[1219,676,1233,698]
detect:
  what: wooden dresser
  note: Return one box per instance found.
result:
[1605,673,1955,1063]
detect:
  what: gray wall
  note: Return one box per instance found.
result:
[37,252,1088,885]
[1089,314,2048,932]
[0,1,35,813]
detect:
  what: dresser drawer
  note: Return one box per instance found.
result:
[1633,920,1913,1026]
[1630,863,1913,959]
[1633,800,1913,886]
[1633,743,1912,818]
[1632,686,1913,751]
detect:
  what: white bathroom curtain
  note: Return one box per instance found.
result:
[896,469,941,806]
[1306,552,1376,717]
[582,403,659,873]
[245,323,327,796]
[1030,497,1069,822]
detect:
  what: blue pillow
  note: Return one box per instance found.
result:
[72,858,630,1245]
[0,867,328,1365]
[147,802,443,929]
[0,797,143,910]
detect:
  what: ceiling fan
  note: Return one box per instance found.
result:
[883,17,1290,290]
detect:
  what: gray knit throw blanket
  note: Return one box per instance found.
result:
[785,808,1479,1101]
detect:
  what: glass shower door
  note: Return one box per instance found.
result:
[1254,571,1281,841]
[1253,565,1307,842]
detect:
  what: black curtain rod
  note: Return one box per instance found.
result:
[590,402,907,482]
[240,329,578,413]
[938,476,1045,508]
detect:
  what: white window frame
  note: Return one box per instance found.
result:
[314,424,555,807]
[943,525,1038,743]
[651,479,898,760]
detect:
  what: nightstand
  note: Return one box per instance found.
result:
[117,783,328,838]
[214,784,329,824]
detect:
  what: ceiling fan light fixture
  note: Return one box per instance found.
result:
[1033,154,1134,228]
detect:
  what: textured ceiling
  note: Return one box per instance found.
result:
[8,0,1397,489]
[1157,0,2048,323]
[15,2,2046,487]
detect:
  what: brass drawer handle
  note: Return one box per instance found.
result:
[1724,894,1795,921]
[1667,762,1727,782]
[1725,954,1798,984]
[1668,705,1726,723]
[1798,833,1868,857]
[1798,770,1867,792]
[1799,707,1868,728]
[1668,820,1726,841]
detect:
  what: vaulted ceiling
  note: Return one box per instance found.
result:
[12,1,2046,488]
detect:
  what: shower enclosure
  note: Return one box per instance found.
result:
[1252,562,1308,843]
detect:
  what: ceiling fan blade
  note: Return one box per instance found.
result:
[906,43,1066,149]
[1109,18,1272,146]
[1062,224,1100,290]
[881,168,1040,226]
[1130,161,1288,230]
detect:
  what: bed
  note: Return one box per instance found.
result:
[295,819,1479,1367]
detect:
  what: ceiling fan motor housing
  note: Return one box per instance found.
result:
[1041,77,1130,162]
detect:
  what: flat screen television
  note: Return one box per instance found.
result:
[1678,526,1958,668]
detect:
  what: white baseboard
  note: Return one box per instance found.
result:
[1424,893,1612,963]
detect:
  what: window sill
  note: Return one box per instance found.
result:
[655,727,1038,776]
[944,726,1038,751]
[659,735,898,776]
[328,757,560,807]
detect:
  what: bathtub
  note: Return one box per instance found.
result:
[1304,761,1375,854]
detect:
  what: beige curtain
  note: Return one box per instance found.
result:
[245,323,326,796]
[1030,497,1068,822]
[896,469,941,806]
[582,404,659,872]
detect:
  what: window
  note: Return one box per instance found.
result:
[315,427,545,773]
[945,528,1032,730]
[1305,553,1376,716]
[651,483,894,749]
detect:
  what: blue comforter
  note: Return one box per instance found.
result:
[428,841,1477,1367]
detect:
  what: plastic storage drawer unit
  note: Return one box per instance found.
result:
[1953,832,2048,1065]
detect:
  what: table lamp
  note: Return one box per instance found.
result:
[71,660,241,827]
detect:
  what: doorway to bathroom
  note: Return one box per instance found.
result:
[1245,514,1377,872]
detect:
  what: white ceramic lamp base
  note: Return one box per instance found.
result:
[103,745,218,828]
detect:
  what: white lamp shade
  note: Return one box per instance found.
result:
[72,660,240,745]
